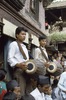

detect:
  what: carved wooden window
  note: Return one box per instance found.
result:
[30,0,36,13]
[29,0,39,21]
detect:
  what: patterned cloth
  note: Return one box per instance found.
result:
[0,81,7,100]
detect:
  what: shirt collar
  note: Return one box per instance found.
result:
[41,46,46,50]
[35,88,44,97]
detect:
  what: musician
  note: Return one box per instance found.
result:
[34,36,50,75]
[7,27,29,96]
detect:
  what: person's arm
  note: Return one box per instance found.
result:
[7,42,28,70]
[7,42,19,67]
[15,62,27,70]
[34,48,40,59]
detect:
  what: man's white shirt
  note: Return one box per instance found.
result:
[34,47,48,63]
[45,94,52,100]
[30,88,45,100]
[7,41,29,67]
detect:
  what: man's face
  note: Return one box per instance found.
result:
[40,39,47,47]
[47,86,52,95]
[41,84,52,93]
[16,31,26,42]
[14,87,21,99]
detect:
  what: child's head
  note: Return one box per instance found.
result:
[0,69,7,81]
[6,80,21,99]
[6,80,19,91]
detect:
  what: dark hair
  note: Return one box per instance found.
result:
[3,92,16,100]
[0,69,7,81]
[6,80,19,92]
[39,36,47,41]
[20,94,35,100]
[52,79,58,89]
[15,27,28,37]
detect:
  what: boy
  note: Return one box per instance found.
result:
[3,80,21,100]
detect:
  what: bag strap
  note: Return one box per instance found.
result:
[17,40,27,60]
[39,46,49,61]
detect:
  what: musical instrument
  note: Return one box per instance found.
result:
[46,62,57,73]
[25,59,57,75]
[17,40,57,75]
[39,46,57,74]
[25,59,37,74]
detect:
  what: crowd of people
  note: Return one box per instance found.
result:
[0,26,66,100]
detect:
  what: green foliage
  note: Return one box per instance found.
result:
[49,31,66,43]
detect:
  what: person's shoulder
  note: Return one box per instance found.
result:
[22,43,26,47]
[10,41,17,44]
[9,41,17,46]
[1,81,6,84]
[35,47,40,51]
[61,71,66,76]
[0,81,7,90]
[3,92,16,100]
[30,88,37,94]
[20,94,35,100]
[30,88,39,96]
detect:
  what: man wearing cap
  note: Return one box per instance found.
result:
[7,27,29,96]
[34,35,49,75]
[30,75,51,100]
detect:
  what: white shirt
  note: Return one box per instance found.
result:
[34,47,48,63]
[52,87,60,100]
[58,72,66,99]
[34,47,48,75]
[30,88,45,100]
[7,41,29,67]
[45,94,53,100]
